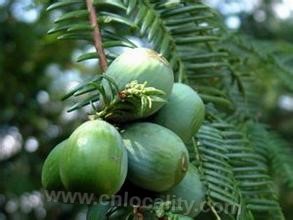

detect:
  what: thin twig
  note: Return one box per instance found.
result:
[85,0,108,72]
[208,200,222,220]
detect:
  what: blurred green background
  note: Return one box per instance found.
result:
[0,0,292,219]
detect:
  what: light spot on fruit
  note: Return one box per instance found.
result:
[77,137,88,147]
[181,153,188,172]
[111,155,120,161]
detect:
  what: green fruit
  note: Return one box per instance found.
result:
[122,122,189,192]
[60,120,128,195]
[105,48,174,121]
[152,83,205,143]
[41,140,66,190]
[160,164,205,217]
[87,202,111,220]
[87,202,132,220]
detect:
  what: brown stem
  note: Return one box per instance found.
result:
[85,0,108,72]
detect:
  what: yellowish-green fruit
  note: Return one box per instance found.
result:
[122,122,189,192]
[60,120,128,195]
[152,83,205,143]
[41,140,66,190]
[105,48,174,122]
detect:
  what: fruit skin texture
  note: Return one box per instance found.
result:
[105,48,174,120]
[122,122,189,192]
[41,140,66,190]
[60,120,128,195]
[152,83,205,143]
[160,164,205,218]
[87,202,110,220]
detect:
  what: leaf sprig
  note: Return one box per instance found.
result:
[97,80,166,121]
[62,75,118,112]
[119,80,166,115]
[63,77,166,122]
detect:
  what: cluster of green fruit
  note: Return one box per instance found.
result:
[42,48,206,219]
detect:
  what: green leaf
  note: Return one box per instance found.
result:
[93,0,126,10]
[54,10,88,23]
[99,12,136,28]
[161,5,209,17]
[175,36,219,44]
[47,0,84,11]
[76,52,98,62]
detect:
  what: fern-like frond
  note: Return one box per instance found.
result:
[192,124,241,219]
[192,104,285,219]
[224,35,293,92]
[47,0,137,63]
[242,122,285,220]
[218,120,283,220]
[246,123,293,189]
[133,0,238,112]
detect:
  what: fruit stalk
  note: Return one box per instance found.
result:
[85,0,108,72]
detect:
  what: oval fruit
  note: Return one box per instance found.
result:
[122,122,189,192]
[160,164,205,217]
[60,120,128,195]
[152,83,205,143]
[105,48,174,121]
[41,140,66,190]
